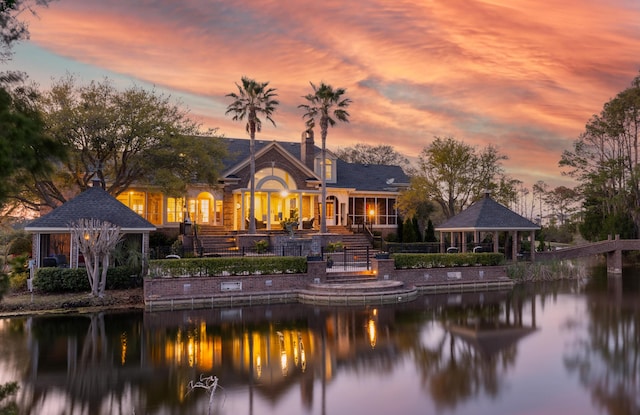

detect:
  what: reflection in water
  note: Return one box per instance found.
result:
[563,268,640,415]
[0,272,639,414]
[368,309,378,348]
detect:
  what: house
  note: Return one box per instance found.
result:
[115,130,410,235]
[25,180,156,269]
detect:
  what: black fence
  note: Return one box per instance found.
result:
[383,242,495,254]
[151,244,315,259]
[321,246,371,271]
[151,244,374,270]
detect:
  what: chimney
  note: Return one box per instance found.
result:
[301,129,315,170]
[92,177,103,189]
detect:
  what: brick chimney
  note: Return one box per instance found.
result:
[301,129,315,170]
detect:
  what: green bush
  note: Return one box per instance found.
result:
[9,272,28,291]
[393,253,504,269]
[34,266,140,293]
[326,242,343,252]
[0,273,8,301]
[149,256,307,278]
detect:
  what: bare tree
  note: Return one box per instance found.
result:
[69,218,122,297]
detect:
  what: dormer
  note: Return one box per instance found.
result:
[315,152,337,184]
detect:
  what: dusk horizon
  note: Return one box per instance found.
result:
[6,0,640,190]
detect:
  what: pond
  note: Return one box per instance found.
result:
[0,263,639,415]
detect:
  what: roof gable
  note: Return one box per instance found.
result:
[436,194,540,231]
[222,140,317,179]
[26,186,156,231]
[221,137,409,193]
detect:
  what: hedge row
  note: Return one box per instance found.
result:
[393,253,504,269]
[34,267,141,293]
[149,256,307,278]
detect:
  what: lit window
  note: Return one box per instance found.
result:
[167,197,184,222]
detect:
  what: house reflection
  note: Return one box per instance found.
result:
[12,290,539,414]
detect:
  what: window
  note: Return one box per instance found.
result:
[348,196,398,226]
[315,157,336,183]
[167,197,184,223]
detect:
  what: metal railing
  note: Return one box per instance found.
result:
[321,245,371,271]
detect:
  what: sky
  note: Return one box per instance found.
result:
[6,0,640,189]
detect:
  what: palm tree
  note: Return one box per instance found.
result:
[225,77,279,234]
[299,82,352,233]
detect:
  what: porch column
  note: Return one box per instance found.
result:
[461,231,467,252]
[493,231,499,253]
[440,232,445,253]
[530,230,536,262]
[142,232,150,274]
[298,193,303,229]
[266,193,272,229]
[511,230,518,262]
[240,192,246,230]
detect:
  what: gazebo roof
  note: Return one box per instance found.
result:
[435,193,540,232]
[25,185,156,232]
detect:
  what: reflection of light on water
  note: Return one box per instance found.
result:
[256,355,262,379]
[188,336,195,367]
[368,319,377,348]
[280,351,288,375]
[278,331,288,376]
[368,309,378,348]
[120,332,127,365]
[300,336,306,372]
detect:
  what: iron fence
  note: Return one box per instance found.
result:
[321,246,371,271]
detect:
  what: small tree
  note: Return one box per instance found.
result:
[424,219,437,242]
[70,218,122,297]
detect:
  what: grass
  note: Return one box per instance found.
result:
[0,288,143,317]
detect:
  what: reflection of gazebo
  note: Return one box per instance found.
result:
[446,324,537,360]
[444,292,539,360]
[435,193,540,261]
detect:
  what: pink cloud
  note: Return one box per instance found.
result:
[12,0,640,190]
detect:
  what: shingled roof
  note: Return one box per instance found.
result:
[436,193,540,232]
[328,159,409,191]
[25,185,156,232]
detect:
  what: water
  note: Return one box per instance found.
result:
[1,264,639,415]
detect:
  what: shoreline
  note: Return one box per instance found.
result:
[0,288,145,318]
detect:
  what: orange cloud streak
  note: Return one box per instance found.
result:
[11,0,640,189]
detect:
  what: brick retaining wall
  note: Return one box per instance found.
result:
[144,258,509,309]
[372,259,508,289]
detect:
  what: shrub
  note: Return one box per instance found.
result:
[393,253,504,269]
[0,273,8,301]
[9,272,28,291]
[254,239,269,254]
[34,266,140,293]
[326,242,343,252]
[149,256,307,278]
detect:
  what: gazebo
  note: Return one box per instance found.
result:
[435,192,540,261]
[25,181,156,270]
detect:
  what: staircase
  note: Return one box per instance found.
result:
[196,225,237,254]
[326,226,371,248]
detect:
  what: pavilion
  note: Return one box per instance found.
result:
[25,180,156,270]
[435,192,540,261]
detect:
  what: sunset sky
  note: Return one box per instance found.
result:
[6,0,640,189]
